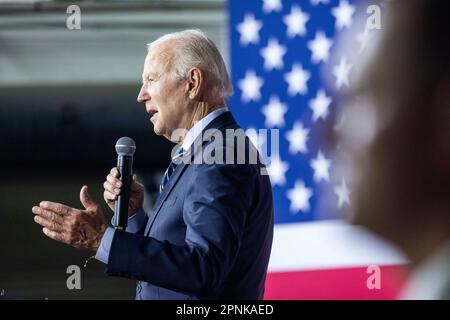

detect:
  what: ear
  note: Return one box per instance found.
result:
[185,67,204,100]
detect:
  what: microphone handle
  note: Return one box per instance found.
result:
[114,155,133,230]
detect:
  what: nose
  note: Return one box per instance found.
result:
[137,84,150,103]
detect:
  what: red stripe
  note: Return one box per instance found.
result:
[264,265,408,300]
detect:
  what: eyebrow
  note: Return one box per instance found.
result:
[142,72,158,83]
[142,72,158,80]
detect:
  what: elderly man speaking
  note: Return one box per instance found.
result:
[32,30,274,300]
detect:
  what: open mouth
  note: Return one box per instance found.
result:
[148,110,158,121]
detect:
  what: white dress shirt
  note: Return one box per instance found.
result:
[181,107,229,151]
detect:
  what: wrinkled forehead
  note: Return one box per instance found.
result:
[142,41,174,77]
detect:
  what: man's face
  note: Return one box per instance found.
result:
[137,43,191,142]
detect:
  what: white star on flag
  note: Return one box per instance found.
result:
[332,0,356,30]
[283,5,309,38]
[237,13,263,46]
[286,121,309,155]
[238,70,264,103]
[307,30,333,64]
[310,0,330,5]
[262,95,288,128]
[284,63,310,96]
[332,56,353,89]
[309,89,332,122]
[267,155,289,186]
[287,180,313,213]
[262,0,282,14]
[310,150,331,183]
[357,28,371,53]
[260,38,287,71]
[335,178,351,208]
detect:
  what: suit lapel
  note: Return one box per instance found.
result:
[147,156,192,230]
[145,111,237,235]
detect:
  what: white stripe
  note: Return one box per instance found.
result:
[268,220,408,272]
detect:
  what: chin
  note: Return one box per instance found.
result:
[151,121,162,135]
[153,128,163,136]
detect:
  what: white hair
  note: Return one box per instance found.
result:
[147,29,233,99]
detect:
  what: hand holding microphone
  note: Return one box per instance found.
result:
[103,168,144,215]
[32,137,143,250]
[103,137,144,230]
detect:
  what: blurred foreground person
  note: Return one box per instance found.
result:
[345,1,450,299]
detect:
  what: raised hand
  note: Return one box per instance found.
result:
[32,186,106,251]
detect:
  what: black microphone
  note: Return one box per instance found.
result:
[112,137,136,231]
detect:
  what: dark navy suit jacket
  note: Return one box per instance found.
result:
[105,112,274,299]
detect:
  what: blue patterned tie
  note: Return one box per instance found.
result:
[159,147,188,193]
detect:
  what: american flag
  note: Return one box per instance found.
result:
[228,0,407,299]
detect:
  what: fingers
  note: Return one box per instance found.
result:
[34,215,64,233]
[39,201,74,216]
[104,168,120,210]
[33,199,106,250]
[32,206,64,224]
[110,167,120,179]
[32,205,65,234]
[105,168,122,197]
[42,227,67,243]
[104,169,142,204]
[104,189,117,202]
[103,180,121,197]
[107,172,122,188]
[79,185,99,213]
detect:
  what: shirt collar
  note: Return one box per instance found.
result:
[181,107,229,152]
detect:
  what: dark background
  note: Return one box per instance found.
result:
[0,85,173,299]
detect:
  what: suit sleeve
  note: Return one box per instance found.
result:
[104,163,255,296]
[125,207,148,233]
[95,208,148,264]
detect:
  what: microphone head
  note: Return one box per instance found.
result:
[115,137,136,156]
